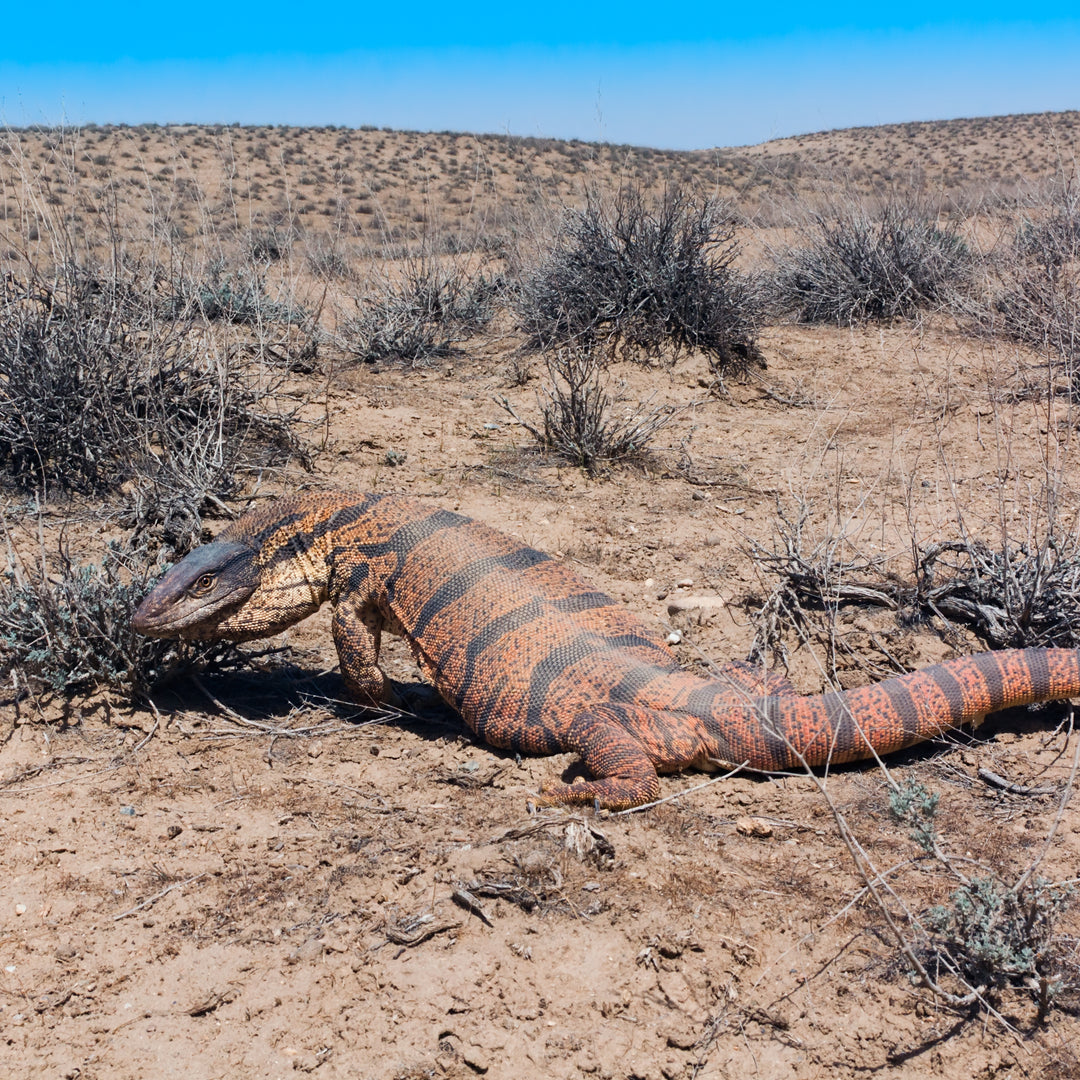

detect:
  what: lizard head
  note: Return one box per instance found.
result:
[133,540,264,641]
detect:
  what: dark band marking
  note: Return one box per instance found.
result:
[243,511,309,551]
[685,681,736,719]
[599,632,672,654]
[929,666,967,719]
[976,653,1004,708]
[759,694,787,747]
[410,547,551,637]
[823,692,855,756]
[882,682,920,735]
[607,663,670,705]
[452,598,544,710]
[525,634,605,729]
[551,591,618,614]
[1024,648,1050,698]
[322,494,387,535]
[372,510,471,600]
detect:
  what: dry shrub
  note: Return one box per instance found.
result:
[982,178,1080,389]
[0,261,308,531]
[747,501,1080,660]
[514,183,763,374]
[339,247,497,366]
[500,347,678,474]
[768,194,973,325]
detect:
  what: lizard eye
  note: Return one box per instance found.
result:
[190,573,216,595]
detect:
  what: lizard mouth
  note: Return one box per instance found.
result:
[131,541,260,639]
[132,590,252,638]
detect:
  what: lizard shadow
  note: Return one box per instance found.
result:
[151,667,477,747]
[150,667,1077,784]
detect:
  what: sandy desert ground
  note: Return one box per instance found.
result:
[2,113,1080,1078]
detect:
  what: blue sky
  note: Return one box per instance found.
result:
[2,4,1077,148]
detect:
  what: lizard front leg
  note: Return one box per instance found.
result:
[331,600,402,708]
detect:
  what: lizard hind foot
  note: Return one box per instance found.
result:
[533,705,665,810]
[533,773,661,811]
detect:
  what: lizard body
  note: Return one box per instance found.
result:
[133,491,1080,808]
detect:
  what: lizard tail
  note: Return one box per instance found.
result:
[709,647,1080,771]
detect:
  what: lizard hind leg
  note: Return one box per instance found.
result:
[533,705,666,811]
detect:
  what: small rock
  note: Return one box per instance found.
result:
[666,631,682,645]
[735,817,773,838]
[462,1046,490,1073]
[676,577,694,588]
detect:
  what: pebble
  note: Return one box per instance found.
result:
[735,817,774,838]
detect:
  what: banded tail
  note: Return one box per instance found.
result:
[710,647,1080,772]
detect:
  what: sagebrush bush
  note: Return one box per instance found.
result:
[501,347,677,474]
[0,261,308,514]
[986,180,1080,387]
[179,260,306,325]
[0,539,242,700]
[340,250,497,366]
[514,184,763,373]
[927,875,1074,999]
[888,779,1076,1012]
[768,195,973,325]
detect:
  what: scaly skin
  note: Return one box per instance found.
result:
[133,491,1080,809]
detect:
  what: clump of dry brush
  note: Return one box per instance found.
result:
[980,177,1080,393]
[514,183,764,373]
[0,261,306,521]
[339,246,499,366]
[766,193,974,325]
[747,502,1080,668]
[0,258,311,704]
[504,184,762,472]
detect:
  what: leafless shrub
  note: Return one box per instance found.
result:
[749,506,1080,656]
[0,534,245,703]
[0,260,309,526]
[514,183,763,374]
[500,347,678,474]
[305,235,353,280]
[245,225,294,263]
[767,194,974,325]
[980,179,1080,390]
[339,249,498,366]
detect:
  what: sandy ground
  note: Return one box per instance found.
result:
[3,310,1080,1079]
